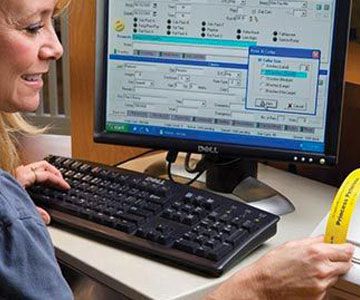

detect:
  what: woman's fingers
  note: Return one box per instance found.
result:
[30,161,65,180]
[33,168,70,189]
[330,261,354,276]
[15,161,71,189]
[36,206,51,225]
[326,243,355,262]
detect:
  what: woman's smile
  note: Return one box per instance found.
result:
[20,73,45,89]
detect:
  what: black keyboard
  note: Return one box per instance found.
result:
[27,155,280,276]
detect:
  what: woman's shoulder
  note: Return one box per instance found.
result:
[0,169,39,224]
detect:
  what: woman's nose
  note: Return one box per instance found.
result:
[39,26,64,61]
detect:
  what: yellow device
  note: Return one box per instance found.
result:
[324,169,360,244]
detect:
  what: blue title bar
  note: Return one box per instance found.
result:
[249,46,321,59]
[109,55,248,70]
[133,34,257,48]
[109,54,328,75]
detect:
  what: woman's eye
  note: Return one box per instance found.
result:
[25,24,44,35]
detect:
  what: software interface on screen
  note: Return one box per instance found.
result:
[105,0,337,154]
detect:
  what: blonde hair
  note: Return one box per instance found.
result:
[54,0,72,16]
[0,0,71,175]
[0,113,43,174]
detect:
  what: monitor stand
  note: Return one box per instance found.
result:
[144,154,295,216]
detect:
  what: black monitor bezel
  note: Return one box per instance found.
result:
[94,0,351,166]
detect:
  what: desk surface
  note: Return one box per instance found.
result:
[47,153,339,300]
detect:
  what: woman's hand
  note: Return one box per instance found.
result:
[206,236,355,300]
[15,160,70,190]
[15,161,71,225]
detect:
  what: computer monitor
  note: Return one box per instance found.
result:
[94,0,351,197]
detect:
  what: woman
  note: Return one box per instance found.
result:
[0,0,73,298]
[0,0,354,299]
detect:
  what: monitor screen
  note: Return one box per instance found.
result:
[95,0,351,166]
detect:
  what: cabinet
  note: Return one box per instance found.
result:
[69,0,147,165]
[329,279,360,299]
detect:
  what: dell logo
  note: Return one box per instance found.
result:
[198,145,219,154]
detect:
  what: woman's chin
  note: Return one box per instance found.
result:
[16,96,40,113]
[23,103,40,113]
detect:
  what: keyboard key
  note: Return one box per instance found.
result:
[208,243,233,261]
[157,234,174,245]
[226,229,248,247]
[115,220,136,233]
[121,213,145,225]
[183,214,199,226]
[242,220,258,233]
[174,239,197,254]
[194,245,212,258]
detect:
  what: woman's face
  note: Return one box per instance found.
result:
[0,0,63,112]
